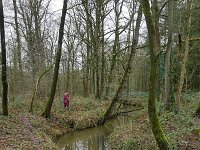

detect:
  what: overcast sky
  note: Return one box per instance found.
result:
[51,0,63,11]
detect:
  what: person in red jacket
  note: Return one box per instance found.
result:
[63,92,70,111]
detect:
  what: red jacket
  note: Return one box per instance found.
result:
[63,95,69,107]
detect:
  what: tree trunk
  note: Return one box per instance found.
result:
[100,4,142,123]
[104,0,121,99]
[30,65,53,113]
[71,49,75,95]
[100,5,105,96]
[125,20,132,94]
[141,0,169,149]
[0,0,8,116]
[82,0,101,98]
[93,0,102,99]
[13,0,22,73]
[42,0,67,118]
[66,37,71,91]
[12,0,23,100]
[175,0,193,113]
[84,15,91,97]
[164,0,174,110]
[196,103,200,116]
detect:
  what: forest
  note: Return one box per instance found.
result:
[0,0,200,149]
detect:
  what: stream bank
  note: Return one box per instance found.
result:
[0,96,111,149]
[56,113,136,150]
[1,93,200,149]
[56,93,200,150]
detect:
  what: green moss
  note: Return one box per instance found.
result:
[192,129,200,136]
[196,103,200,115]
[150,114,168,148]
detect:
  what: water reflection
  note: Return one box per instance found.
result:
[57,107,137,150]
[57,124,113,150]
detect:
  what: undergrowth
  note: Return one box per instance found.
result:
[0,95,110,149]
[108,92,200,149]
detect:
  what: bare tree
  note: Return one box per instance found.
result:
[101,3,142,123]
[18,0,51,80]
[42,0,68,118]
[13,0,22,73]
[0,0,8,116]
[104,0,122,99]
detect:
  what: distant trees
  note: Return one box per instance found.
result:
[0,1,200,149]
[0,0,199,121]
[0,0,8,116]
[2,0,57,100]
[175,0,193,113]
[155,0,200,113]
[81,0,103,99]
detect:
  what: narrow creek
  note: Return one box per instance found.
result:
[56,106,138,150]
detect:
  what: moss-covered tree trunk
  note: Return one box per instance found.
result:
[141,0,169,149]
[42,0,67,118]
[0,0,8,116]
[196,103,200,116]
[30,65,53,113]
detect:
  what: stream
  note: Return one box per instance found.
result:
[56,107,138,150]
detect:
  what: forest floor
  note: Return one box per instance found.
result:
[0,95,110,150]
[109,92,200,150]
[0,92,199,150]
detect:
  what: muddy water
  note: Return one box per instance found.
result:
[56,123,112,150]
[56,108,136,150]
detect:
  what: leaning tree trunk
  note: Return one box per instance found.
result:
[100,4,142,124]
[0,0,8,116]
[42,0,67,118]
[30,65,53,113]
[175,0,193,113]
[141,0,169,149]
